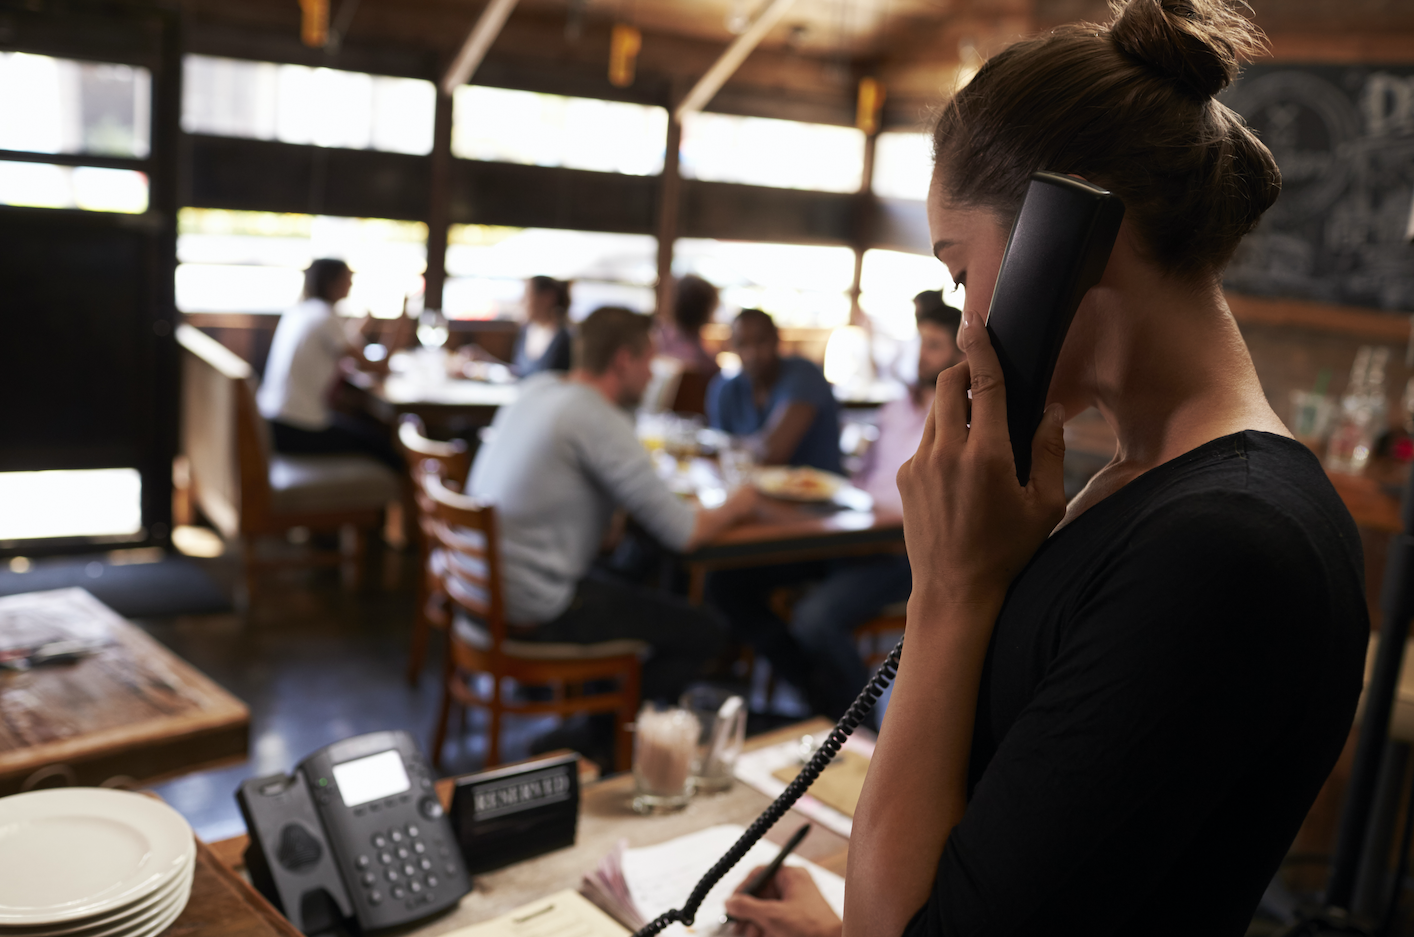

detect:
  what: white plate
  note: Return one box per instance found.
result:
[754,467,848,502]
[0,789,194,926]
[0,865,193,937]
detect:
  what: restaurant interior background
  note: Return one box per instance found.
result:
[1,0,1413,932]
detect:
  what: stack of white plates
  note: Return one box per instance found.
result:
[0,789,196,937]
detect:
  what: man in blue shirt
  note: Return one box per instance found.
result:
[707,309,842,474]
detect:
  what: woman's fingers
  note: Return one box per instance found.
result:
[1028,403,1068,510]
[954,313,1009,450]
[929,362,971,448]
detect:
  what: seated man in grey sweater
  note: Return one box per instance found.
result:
[465,306,759,707]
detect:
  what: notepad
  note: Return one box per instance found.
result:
[581,824,845,935]
[442,889,629,937]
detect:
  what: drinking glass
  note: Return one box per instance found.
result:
[631,704,699,814]
[679,687,747,795]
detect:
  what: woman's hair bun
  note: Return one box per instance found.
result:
[1108,0,1267,99]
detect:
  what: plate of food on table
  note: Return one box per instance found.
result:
[753,466,849,502]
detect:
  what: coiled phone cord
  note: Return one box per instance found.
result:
[631,636,904,937]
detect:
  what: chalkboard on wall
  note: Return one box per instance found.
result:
[1223,64,1414,311]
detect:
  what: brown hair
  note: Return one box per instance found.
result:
[575,306,652,374]
[932,0,1280,279]
[528,275,571,321]
[673,275,720,333]
[915,290,963,334]
[303,258,351,302]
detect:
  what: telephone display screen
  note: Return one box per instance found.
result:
[332,750,411,807]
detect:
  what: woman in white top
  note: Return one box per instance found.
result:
[257,258,402,469]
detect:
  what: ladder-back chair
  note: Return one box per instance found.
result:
[423,473,643,771]
[398,416,471,684]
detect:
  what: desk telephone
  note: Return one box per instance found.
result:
[631,173,1125,937]
[237,730,471,934]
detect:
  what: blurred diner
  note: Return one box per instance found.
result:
[655,273,721,376]
[461,306,762,762]
[707,308,843,474]
[257,258,404,470]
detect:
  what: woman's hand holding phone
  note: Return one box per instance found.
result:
[896,312,1068,618]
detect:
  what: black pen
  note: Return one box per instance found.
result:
[722,823,812,924]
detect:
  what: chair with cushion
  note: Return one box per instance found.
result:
[422,472,643,771]
[398,415,471,684]
[177,324,401,597]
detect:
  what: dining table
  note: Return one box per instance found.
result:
[341,355,520,443]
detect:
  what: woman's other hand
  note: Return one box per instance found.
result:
[724,867,841,937]
[896,313,1068,612]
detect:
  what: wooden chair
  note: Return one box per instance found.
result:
[422,473,644,771]
[854,601,907,672]
[177,324,401,597]
[398,416,471,684]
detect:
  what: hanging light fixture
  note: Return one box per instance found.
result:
[609,23,642,87]
[856,76,885,134]
[298,0,329,48]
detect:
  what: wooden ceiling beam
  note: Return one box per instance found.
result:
[442,0,522,95]
[675,0,799,121]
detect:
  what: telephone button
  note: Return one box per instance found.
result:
[396,847,409,860]
[368,890,383,906]
[403,863,416,877]
[393,886,407,899]
[379,852,392,865]
[360,872,376,887]
[400,794,410,804]
[371,834,387,849]
[390,830,403,844]
[407,824,420,838]
[355,854,371,869]
[419,858,432,871]
[445,863,458,875]
[419,796,443,820]
[413,842,426,855]
[370,803,381,813]
[386,869,400,882]
[427,875,439,889]
[353,808,366,817]
[409,881,422,894]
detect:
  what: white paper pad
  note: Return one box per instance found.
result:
[619,824,844,936]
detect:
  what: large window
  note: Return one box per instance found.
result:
[0,52,151,158]
[444,226,657,320]
[451,86,668,176]
[182,55,436,155]
[176,209,427,316]
[0,53,151,214]
[674,239,856,329]
[679,113,865,193]
[871,131,932,201]
[859,248,963,341]
[0,162,148,213]
[0,469,142,542]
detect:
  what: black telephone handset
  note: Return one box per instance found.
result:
[985,172,1126,484]
[631,173,1127,937]
[238,730,470,934]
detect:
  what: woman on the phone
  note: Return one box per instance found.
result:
[724,1,1367,935]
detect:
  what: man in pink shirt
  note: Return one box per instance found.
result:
[786,292,963,717]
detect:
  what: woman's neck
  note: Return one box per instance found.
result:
[1063,273,1287,517]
